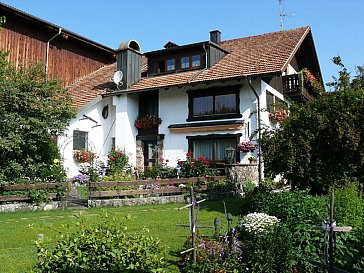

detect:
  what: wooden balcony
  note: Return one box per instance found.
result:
[282,74,314,103]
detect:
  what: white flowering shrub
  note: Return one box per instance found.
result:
[238,212,280,234]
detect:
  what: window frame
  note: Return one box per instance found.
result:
[187,86,241,122]
[187,133,241,163]
[73,130,88,150]
[156,58,176,74]
[180,54,203,71]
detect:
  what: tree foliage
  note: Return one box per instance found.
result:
[0,51,75,181]
[263,60,364,193]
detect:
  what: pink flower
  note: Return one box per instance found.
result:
[159,157,164,162]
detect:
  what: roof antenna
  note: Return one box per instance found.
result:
[279,0,295,30]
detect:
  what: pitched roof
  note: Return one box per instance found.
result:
[68,63,116,109]
[69,27,311,109]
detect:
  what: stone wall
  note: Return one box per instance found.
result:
[225,164,259,195]
[0,201,65,212]
[88,195,186,207]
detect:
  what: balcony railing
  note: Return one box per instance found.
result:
[282,74,314,102]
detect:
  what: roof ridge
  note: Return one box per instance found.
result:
[221,26,309,44]
[66,63,116,88]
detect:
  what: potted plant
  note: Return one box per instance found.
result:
[248,156,257,164]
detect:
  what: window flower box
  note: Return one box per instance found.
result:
[134,115,162,130]
[238,141,255,152]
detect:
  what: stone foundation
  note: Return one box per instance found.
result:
[88,195,186,207]
[0,201,65,212]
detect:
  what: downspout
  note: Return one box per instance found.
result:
[246,77,263,184]
[46,28,62,78]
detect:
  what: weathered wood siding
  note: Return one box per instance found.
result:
[208,46,226,68]
[0,6,115,85]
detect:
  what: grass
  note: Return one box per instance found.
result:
[0,197,244,273]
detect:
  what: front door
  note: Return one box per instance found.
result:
[143,140,157,168]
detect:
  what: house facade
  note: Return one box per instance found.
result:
[59,27,323,178]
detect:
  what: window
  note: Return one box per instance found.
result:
[157,60,166,73]
[166,59,175,71]
[266,91,286,112]
[188,87,240,121]
[181,56,190,69]
[188,135,238,162]
[73,130,88,150]
[191,55,201,67]
[157,59,175,73]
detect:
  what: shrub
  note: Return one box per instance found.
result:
[179,153,211,178]
[107,148,130,175]
[331,182,364,230]
[33,214,167,273]
[242,188,364,272]
[238,223,294,273]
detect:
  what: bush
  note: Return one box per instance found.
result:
[238,223,293,273]
[242,188,364,272]
[107,148,130,175]
[33,213,167,273]
[332,182,364,230]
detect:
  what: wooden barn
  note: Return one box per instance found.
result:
[0,2,115,85]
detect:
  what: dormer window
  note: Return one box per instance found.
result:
[166,59,175,71]
[157,59,175,73]
[191,55,201,67]
[181,57,190,69]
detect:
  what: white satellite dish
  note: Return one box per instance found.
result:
[113,71,123,85]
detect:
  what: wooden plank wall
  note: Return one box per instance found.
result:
[0,9,115,85]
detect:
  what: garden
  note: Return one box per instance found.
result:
[1,37,364,272]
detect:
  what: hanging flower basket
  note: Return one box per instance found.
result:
[238,141,255,152]
[134,115,162,130]
[73,149,95,163]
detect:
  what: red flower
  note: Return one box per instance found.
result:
[159,157,164,162]
[198,155,205,161]
[165,159,169,163]
[204,160,209,165]
[111,157,116,161]
[116,151,122,156]
[177,160,182,165]
[189,164,193,167]
[186,152,191,157]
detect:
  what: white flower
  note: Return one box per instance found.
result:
[239,212,280,235]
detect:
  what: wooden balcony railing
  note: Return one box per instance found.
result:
[282,74,314,102]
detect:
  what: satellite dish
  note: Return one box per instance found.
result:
[113,71,123,85]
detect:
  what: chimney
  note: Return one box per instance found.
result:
[210,30,221,45]
[116,40,142,90]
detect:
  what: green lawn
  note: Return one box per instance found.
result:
[0,197,244,273]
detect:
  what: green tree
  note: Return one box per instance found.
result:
[263,60,364,193]
[0,51,75,181]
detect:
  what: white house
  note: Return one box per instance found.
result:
[59,27,323,178]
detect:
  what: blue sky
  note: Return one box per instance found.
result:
[1,0,363,86]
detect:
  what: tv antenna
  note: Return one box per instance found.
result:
[279,0,295,30]
[113,71,123,91]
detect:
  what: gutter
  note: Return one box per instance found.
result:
[46,27,62,78]
[246,77,263,184]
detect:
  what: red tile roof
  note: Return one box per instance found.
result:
[69,27,311,109]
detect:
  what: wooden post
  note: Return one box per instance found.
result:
[190,187,196,264]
